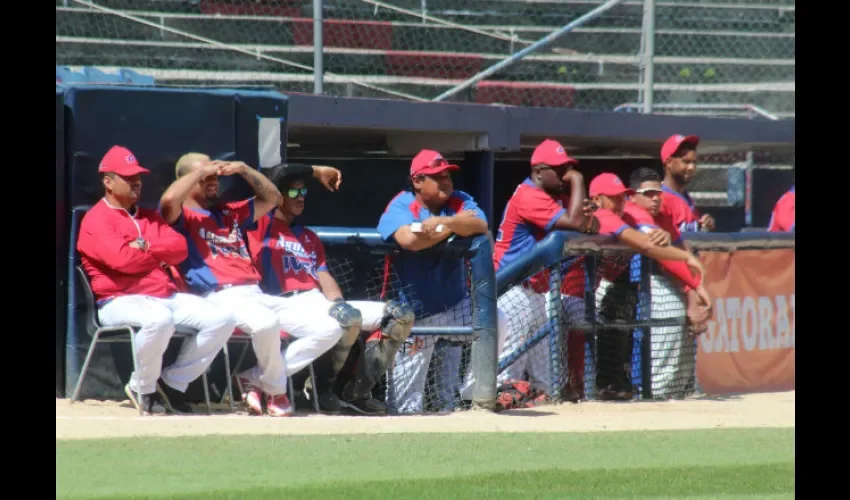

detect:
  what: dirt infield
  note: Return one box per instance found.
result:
[56,390,794,440]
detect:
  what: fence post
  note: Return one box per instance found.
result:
[640,0,656,113]
[313,0,324,94]
[468,234,499,410]
[546,266,564,402]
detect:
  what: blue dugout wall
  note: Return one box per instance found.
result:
[56,84,794,399]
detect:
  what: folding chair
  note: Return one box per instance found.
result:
[229,331,319,413]
[70,266,213,416]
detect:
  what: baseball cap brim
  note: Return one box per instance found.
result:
[100,164,151,176]
[415,163,460,176]
[548,156,579,167]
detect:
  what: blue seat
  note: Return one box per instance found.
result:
[56,66,87,83]
[81,66,122,84]
[119,68,156,85]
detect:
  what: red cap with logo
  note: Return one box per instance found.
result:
[660,134,699,163]
[98,145,150,176]
[410,149,460,177]
[589,173,635,197]
[530,139,579,167]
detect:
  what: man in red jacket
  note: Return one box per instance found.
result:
[77,146,236,415]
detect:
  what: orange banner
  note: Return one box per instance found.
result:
[696,249,795,395]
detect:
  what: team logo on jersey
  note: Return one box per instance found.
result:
[277,236,319,280]
[199,225,250,259]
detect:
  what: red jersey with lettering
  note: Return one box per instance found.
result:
[247,212,328,295]
[768,186,795,232]
[78,199,188,302]
[171,199,261,295]
[494,179,583,294]
[622,202,700,290]
[660,184,701,233]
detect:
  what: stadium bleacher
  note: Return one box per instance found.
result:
[55,0,794,116]
[55,0,794,208]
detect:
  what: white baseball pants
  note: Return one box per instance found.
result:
[649,273,694,399]
[497,285,586,395]
[386,297,507,414]
[98,293,236,395]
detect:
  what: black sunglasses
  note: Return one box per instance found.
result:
[287,187,308,198]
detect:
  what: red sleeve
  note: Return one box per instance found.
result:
[144,210,189,266]
[658,260,701,291]
[77,214,160,275]
[225,199,258,231]
[594,209,630,236]
[515,188,567,231]
[656,212,682,245]
[622,203,656,228]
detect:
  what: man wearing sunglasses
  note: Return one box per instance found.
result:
[245,167,413,415]
[624,167,712,399]
[159,153,344,417]
[493,139,594,402]
[587,172,705,400]
[377,149,508,414]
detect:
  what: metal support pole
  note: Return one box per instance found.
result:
[313,0,324,94]
[431,0,625,102]
[744,151,755,226]
[641,0,656,113]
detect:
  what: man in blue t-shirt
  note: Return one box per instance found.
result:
[378,149,506,414]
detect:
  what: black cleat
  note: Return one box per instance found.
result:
[156,380,194,414]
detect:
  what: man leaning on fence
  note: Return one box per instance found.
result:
[158,153,345,417]
[76,145,236,415]
[587,173,705,400]
[245,165,414,415]
[377,149,507,414]
[492,139,595,402]
[623,167,712,399]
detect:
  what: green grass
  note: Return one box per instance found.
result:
[56,428,794,499]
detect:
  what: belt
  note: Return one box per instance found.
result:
[279,289,311,298]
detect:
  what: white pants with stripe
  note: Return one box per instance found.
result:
[204,285,347,395]
[497,285,586,395]
[98,293,236,395]
[649,274,694,399]
[386,298,508,414]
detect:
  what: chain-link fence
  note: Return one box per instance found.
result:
[56,0,795,118]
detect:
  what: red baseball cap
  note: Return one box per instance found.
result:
[530,139,578,167]
[589,173,634,197]
[98,145,150,176]
[410,149,460,177]
[660,134,700,163]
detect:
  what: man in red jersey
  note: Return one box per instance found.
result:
[768,184,795,232]
[659,134,715,233]
[587,173,704,399]
[159,152,344,417]
[492,139,591,400]
[246,166,414,415]
[77,146,236,415]
[623,167,712,399]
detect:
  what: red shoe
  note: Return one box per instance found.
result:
[238,377,264,416]
[266,393,293,417]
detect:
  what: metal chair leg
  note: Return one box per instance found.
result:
[308,364,320,413]
[288,375,296,412]
[129,329,143,417]
[201,371,212,415]
[70,329,106,402]
[221,343,235,410]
